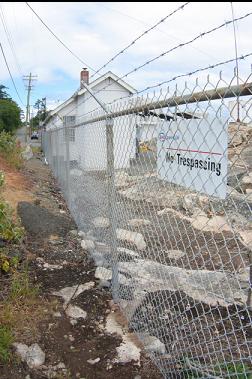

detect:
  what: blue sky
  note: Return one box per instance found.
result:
[0,2,252,118]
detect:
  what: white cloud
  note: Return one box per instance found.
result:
[0,1,251,112]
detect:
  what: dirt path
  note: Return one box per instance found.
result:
[1,154,161,379]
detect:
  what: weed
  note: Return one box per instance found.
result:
[182,358,252,378]
[0,131,23,169]
[0,201,24,243]
[0,326,13,364]
[9,269,40,301]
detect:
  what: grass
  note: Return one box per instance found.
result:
[0,131,23,169]
[0,326,14,364]
[183,358,252,379]
[31,146,42,154]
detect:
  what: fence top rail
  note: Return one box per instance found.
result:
[45,82,252,132]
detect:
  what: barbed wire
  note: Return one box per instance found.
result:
[90,2,190,79]
[72,51,252,122]
[45,11,252,128]
[72,10,252,119]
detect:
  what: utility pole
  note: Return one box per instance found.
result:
[23,73,37,142]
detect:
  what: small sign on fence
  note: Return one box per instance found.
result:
[157,118,228,199]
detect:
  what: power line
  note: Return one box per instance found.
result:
[25,2,96,73]
[0,4,23,77]
[90,2,190,79]
[0,42,24,105]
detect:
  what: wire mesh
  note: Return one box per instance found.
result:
[42,70,252,379]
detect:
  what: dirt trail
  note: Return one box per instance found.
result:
[0,154,161,379]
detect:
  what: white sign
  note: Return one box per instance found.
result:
[157,118,227,199]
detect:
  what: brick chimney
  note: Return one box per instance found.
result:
[80,68,89,88]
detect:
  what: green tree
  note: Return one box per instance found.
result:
[0,99,21,133]
[30,97,48,130]
[0,85,10,100]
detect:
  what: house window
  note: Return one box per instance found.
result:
[63,128,75,142]
[63,115,76,127]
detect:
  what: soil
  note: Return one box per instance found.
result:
[0,154,162,379]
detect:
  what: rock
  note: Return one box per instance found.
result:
[43,262,62,270]
[81,239,95,250]
[237,267,250,283]
[117,247,140,260]
[117,259,248,307]
[13,342,29,361]
[52,282,95,303]
[191,212,232,233]
[228,122,252,147]
[65,305,87,320]
[70,229,78,236]
[238,230,252,249]
[98,279,111,288]
[95,267,112,281]
[92,217,110,228]
[95,242,110,253]
[78,231,86,238]
[53,312,62,318]
[70,319,77,326]
[21,144,33,160]
[25,343,45,368]
[128,218,151,227]
[70,168,82,177]
[87,357,100,365]
[116,228,146,251]
[115,340,141,365]
[242,173,252,185]
[166,250,185,260]
[105,313,141,365]
[140,334,166,354]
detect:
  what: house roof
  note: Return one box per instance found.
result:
[47,71,136,119]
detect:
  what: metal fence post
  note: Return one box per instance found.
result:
[65,127,70,206]
[106,117,119,302]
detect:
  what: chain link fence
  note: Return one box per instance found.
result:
[42,71,252,378]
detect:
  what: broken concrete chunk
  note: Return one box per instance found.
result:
[14,343,46,368]
[87,357,100,365]
[65,305,87,320]
[13,342,29,361]
[52,282,95,303]
[26,343,45,368]
[115,341,141,365]
[128,218,151,227]
[95,267,112,281]
[116,229,146,251]
[81,239,95,250]
[140,334,166,355]
[166,250,185,260]
[92,217,110,228]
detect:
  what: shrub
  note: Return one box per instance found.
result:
[0,326,13,363]
[0,201,24,243]
[0,131,23,169]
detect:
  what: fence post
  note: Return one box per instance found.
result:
[106,117,119,302]
[65,126,70,206]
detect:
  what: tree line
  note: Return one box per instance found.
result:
[0,85,23,133]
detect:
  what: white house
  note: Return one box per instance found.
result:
[44,70,137,170]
